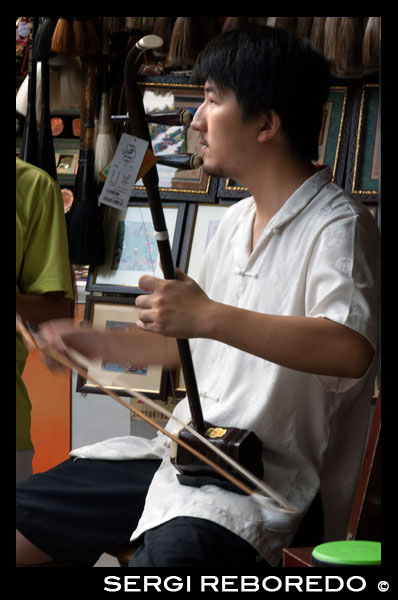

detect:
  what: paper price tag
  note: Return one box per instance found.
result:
[99,133,149,211]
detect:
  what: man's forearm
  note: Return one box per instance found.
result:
[204,302,374,379]
[16,292,73,326]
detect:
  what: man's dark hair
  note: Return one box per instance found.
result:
[191,25,331,162]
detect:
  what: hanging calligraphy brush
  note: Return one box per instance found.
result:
[67,18,104,266]
[94,32,117,180]
[124,35,264,493]
[20,16,40,167]
[33,17,58,181]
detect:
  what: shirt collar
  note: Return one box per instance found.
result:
[266,166,333,232]
[230,167,333,271]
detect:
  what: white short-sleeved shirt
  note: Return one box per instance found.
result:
[72,167,380,566]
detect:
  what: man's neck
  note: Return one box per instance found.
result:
[247,154,318,251]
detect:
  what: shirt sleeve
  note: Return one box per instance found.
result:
[305,209,380,392]
[19,175,74,299]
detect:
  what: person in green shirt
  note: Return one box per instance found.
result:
[16,158,74,482]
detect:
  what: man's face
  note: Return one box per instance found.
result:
[190,80,261,181]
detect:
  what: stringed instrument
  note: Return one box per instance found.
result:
[124,35,264,493]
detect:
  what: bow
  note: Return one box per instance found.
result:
[16,315,298,515]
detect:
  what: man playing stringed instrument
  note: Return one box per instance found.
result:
[16,25,380,568]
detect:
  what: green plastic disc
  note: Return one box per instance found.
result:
[312,541,381,566]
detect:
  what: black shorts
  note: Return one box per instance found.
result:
[16,457,270,568]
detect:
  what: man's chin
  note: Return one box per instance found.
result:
[201,159,229,179]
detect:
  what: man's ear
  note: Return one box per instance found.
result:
[257,110,282,143]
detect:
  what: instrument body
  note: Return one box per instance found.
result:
[171,422,264,493]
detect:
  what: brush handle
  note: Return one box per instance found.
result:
[80,55,97,150]
[38,59,57,180]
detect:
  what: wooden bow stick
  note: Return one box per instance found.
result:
[16,316,298,513]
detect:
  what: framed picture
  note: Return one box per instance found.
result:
[316,84,353,186]
[179,203,230,282]
[217,177,251,200]
[86,201,186,294]
[53,139,80,186]
[76,295,169,399]
[346,82,380,201]
[130,81,218,202]
[172,202,230,397]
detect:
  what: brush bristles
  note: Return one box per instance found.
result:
[126,17,155,31]
[152,17,174,56]
[296,17,314,40]
[274,17,298,34]
[222,17,250,32]
[84,20,100,54]
[51,18,73,55]
[335,17,363,75]
[168,17,202,67]
[310,17,327,54]
[33,17,57,61]
[362,17,381,68]
[323,17,340,63]
[103,17,125,32]
[72,19,86,56]
[68,201,105,266]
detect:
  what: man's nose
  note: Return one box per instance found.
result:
[190,102,206,132]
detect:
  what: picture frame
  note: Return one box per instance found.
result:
[86,201,186,294]
[346,82,380,202]
[173,203,230,396]
[217,177,251,200]
[130,81,218,202]
[75,295,169,400]
[316,84,353,186]
[216,82,353,198]
[179,203,230,282]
